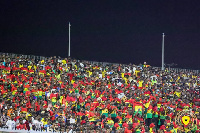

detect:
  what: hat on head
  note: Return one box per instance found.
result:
[160,125,165,130]
[150,123,155,128]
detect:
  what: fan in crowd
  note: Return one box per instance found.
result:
[0,53,199,133]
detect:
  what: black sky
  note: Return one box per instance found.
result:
[0,0,200,69]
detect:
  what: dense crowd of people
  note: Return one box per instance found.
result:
[0,53,199,133]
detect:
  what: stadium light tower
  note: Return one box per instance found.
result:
[68,22,71,57]
[162,33,165,71]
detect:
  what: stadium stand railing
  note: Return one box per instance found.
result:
[0,128,49,133]
[0,52,199,74]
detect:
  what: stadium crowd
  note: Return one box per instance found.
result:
[0,53,199,133]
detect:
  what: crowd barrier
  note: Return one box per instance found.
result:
[0,52,199,74]
[0,128,69,133]
[0,128,47,133]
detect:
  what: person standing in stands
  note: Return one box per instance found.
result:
[6,114,16,130]
[24,115,33,131]
[16,118,27,130]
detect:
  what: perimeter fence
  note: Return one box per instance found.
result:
[0,52,199,74]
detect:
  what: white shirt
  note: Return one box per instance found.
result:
[132,67,136,73]
[33,120,43,130]
[118,93,125,99]
[99,74,102,79]
[58,59,62,63]
[6,120,16,130]
[117,82,122,86]
[68,129,73,133]
[69,118,75,124]
[80,63,84,67]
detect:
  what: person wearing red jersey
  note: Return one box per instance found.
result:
[16,118,27,130]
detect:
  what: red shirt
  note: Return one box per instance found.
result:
[67,73,74,81]
[122,122,129,128]
[21,107,27,112]
[81,120,86,125]
[114,123,120,128]
[77,112,85,116]
[14,116,20,122]
[124,128,132,133]
[16,123,27,130]
[0,65,5,69]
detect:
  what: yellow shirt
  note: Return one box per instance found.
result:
[28,65,32,70]
[52,97,57,103]
[62,60,66,64]
[135,70,140,77]
[102,109,108,114]
[19,64,23,68]
[102,71,106,78]
[138,81,143,87]
[87,71,92,77]
[71,80,75,84]
[41,118,48,125]
[121,73,124,78]
[34,65,37,70]
[145,101,150,108]
[176,76,180,82]
[24,88,29,92]
[128,118,133,124]
[174,91,181,97]
[74,65,77,70]
[55,74,61,80]
[59,96,63,104]
[107,119,114,125]
[65,101,68,107]
[41,60,44,64]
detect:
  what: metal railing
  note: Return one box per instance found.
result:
[0,128,52,133]
[0,52,199,74]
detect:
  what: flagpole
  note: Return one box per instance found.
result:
[68,22,71,57]
[162,33,165,71]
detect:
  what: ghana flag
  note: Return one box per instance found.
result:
[134,102,143,116]
[146,105,153,119]
[101,108,108,117]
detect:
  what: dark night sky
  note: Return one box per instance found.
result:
[0,0,200,69]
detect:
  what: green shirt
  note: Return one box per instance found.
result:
[147,113,153,118]
[160,115,166,119]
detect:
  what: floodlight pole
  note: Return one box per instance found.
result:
[68,22,71,57]
[162,33,165,71]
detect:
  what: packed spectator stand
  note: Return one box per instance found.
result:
[0,53,199,133]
